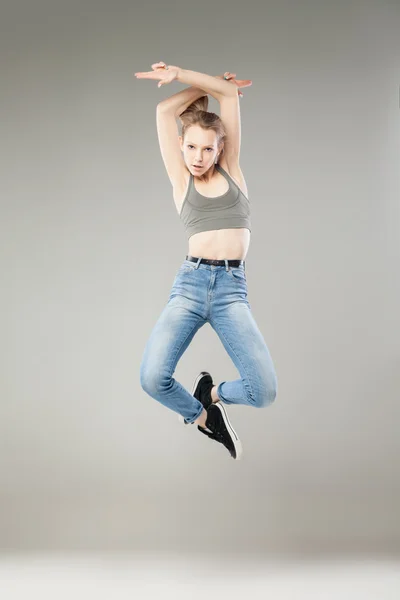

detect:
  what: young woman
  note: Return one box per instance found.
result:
[136,62,278,460]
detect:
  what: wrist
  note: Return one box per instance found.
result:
[174,66,184,82]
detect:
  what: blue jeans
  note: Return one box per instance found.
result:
[140,257,278,424]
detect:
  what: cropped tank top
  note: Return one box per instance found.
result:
[178,163,251,239]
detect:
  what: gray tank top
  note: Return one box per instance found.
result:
[179,163,251,239]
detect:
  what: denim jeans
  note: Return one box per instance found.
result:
[140,257,278,424]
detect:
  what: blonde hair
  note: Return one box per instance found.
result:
[180,96,226,182]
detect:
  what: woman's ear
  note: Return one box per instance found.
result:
[215,143,224,162]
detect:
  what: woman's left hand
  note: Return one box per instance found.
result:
[216,72,252,97]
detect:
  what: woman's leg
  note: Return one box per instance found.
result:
[210,267,278,408]
[140,267,207,424]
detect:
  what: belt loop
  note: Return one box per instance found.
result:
[224,258,229,272]
[195,257,202,270]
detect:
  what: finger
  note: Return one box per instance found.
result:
[152,62,166,70]
[235,79,252,88]
[134,72,156,78]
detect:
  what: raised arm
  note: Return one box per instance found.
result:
[157,85,208,117]
[155,86,208,186]
[174,67,237,102]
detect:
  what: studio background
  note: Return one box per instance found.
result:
[1,0,399,557]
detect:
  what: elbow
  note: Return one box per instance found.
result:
[157,102,175,115]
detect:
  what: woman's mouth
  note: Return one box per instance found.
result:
[193,165,203,169]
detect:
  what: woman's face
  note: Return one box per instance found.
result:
[180,126,221,176]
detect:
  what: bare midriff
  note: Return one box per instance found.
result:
[187,227,250,261]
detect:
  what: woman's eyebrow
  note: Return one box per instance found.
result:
[186,141,214,147]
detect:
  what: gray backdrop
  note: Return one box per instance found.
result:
[1,0,399,556]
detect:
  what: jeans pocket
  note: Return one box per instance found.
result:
[179,264,195,274]
[229,268,246,281]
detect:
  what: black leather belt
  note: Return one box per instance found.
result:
[186,255,245,268]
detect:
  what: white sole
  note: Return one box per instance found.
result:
[214,402,243,460]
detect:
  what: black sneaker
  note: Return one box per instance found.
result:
[198,402,243,460]
[178,371,214,425]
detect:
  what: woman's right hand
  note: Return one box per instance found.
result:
[135,62,180,87]
[151,61,176,71]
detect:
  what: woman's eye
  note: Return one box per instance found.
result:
[187,145,213,151]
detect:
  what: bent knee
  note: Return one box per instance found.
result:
[252,381,278,408]
[140,365,170,396]
[140,364,159,395]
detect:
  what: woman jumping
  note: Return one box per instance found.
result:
[135,62,278,460]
